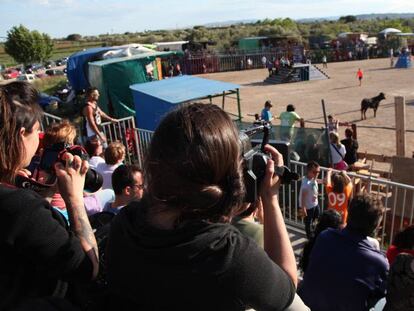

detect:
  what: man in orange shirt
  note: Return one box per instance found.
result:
[356,68,363,86]
[325,169,353,223]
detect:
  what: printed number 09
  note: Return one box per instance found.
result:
[328,192,346,207]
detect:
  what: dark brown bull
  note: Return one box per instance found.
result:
[360,92,386,120]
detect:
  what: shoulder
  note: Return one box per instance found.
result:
[0,186,48,215]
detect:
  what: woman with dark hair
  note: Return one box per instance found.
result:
[0,82,98,309]
[107,103,297,310]
[299,209,342,273]
[341,128,359,168]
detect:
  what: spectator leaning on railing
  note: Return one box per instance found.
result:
[0,81,98,309]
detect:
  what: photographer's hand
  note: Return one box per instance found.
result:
[260,144,298,287]
[55,154,99,279]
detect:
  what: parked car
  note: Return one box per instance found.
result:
[17,74,36,82]
[25,63,45,74]
[45,69,65,76]
[3,69,20,79]
[44,60,56,69]
[38,92,62,109]
[55,58,68,66]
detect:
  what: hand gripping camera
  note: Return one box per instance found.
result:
[240,122,300,203]
[16,143,103,193]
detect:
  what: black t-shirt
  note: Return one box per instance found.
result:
[0,185,92,310]
[341,137,359,165]
[106,199,295,311]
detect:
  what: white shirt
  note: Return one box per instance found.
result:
[330,143,346,164]
[96,162,122,190]
[299,176,318,209]
[88,156,105,170]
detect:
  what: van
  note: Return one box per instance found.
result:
[17,74,36,82]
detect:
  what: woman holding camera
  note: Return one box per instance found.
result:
[0,82,98,309]
[107,103,297,310]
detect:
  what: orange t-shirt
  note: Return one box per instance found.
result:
[326,183,353,223]
[357,70,363,78]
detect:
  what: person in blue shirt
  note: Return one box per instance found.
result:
[260,100,273,123]
[103,164,144,215]
[298,193,389,311]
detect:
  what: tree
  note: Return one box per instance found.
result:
[5,25,54,64]
[66,33,82,41]
[339,15,357,23]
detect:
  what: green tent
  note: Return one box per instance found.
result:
[88,51,180,118]
[238,37,267,51]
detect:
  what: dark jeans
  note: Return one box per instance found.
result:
[304,205,320,239]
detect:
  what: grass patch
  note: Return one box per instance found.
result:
[33,76,68,94]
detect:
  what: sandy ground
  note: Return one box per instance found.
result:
[200,58,414,157]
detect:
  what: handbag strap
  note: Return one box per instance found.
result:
[331,143,344,160]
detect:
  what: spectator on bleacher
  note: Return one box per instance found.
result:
[96,141,125,190]
[299,209,342,273]
[40,120,77,222]
[106,103,297,310]
[327,114,339,133]
[330,132,347,170]
[85,136,105,169]
[279,104,302,141]
[231,199,264,248]
[325,168,353,224]
[386,225,414,265]
[83,87,118,147]
[103,164,144,215]
[300,161,321,239]
[298,194,389,311]
[260,100,273,123]
[341,128,359,168]
[0,81,98,309]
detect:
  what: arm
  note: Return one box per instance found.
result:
[260,144,298,287]
[84,105,104,140]
[55,154,99,279]
[326,168,332,186]
[300,187,309,216]
[341,170,352,185]
[99,108,117,123]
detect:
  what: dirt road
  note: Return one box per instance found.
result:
[200,58,414,157]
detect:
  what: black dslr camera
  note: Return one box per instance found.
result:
[240,122,300,203]
[16,143,103,193]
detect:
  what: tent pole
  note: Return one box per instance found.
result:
[236,88,242,121]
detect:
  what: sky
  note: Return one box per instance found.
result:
[1,0,414,39]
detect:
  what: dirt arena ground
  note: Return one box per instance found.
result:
[201,58,414,157]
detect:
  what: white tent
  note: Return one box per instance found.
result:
[379,28,402,35]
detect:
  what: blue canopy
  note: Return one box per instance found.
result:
[130,75,240,130]
[67,47,118,92]
[130,75,239,104]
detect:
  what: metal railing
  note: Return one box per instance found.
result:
[41,112,62,131]
[101,116,140,166]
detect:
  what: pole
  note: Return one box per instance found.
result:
[395,96,406,156]
[236,88,242,121]
[322,99,332,167]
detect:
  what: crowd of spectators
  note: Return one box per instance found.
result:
[1,81,413,310]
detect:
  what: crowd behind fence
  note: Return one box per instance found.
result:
[163,46,387,76]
